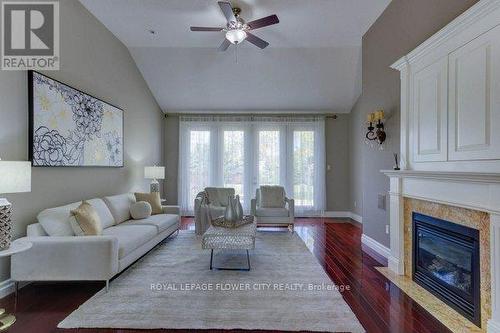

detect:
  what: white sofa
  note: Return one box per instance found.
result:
[11,193,179,290]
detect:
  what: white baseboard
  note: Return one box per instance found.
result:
[361,233,390,260]
[324,211,363,223]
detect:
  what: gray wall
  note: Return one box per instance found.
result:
[326,115,350,211]
[349,0,479,247]
[0,0,164,281]
[163,114,351,212]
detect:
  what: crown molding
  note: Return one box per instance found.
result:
[391,0,500,71]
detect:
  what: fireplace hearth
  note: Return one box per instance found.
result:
[412,213,480,326]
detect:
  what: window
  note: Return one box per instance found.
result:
[179,117,325,216]
[257,130,280,186]
[223,130,245,202]
[293,131,315,207]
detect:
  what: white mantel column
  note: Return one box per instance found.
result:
[387,175,405,275]
[489,213,500,333]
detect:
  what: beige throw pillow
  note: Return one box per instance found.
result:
[134,192,162,215]
[70,201,102,236]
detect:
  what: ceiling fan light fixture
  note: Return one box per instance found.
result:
[225,29,247,44]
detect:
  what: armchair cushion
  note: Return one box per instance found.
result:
[259,186,286,208]
[205,187,235,207]
[256,207,289,217]
[208,205,225,219]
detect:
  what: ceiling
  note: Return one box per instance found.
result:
[80,0,391,113]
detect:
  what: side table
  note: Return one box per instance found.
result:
[0,239,32,331]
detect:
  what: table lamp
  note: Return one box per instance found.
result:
[144,166,165,193]
[0,159,31,250]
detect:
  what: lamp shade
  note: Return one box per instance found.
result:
[0,161,31,194]
[144,166,165,180]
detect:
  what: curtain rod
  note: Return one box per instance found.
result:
[164,113,339,119]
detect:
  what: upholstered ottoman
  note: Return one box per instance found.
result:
[201,221,256,271]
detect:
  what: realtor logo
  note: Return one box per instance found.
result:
[1,1,59,70]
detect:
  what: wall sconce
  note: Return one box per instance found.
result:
[365,110,386,149]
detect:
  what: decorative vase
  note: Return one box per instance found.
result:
[224,195,236,222]
[235,195,244,221]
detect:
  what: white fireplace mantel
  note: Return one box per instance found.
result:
[382,169,500,332]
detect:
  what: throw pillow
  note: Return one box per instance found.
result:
[134,192,162,215]
[130,201,152,220]
[68,215,84,236]
[70,201,102,236]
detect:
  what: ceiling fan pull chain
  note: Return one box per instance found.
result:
[235,44,238,64]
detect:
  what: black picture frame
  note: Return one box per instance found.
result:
[28,70,124,168]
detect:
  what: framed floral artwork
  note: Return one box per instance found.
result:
[28,71,124,167]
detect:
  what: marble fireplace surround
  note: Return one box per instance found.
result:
[382,170,500,332]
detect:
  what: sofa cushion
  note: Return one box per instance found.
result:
[121,214,178,233]
[259,186,286,208]
[86,198,115,229]
[102,225,157,258]
[103,193,136,224]
[38,202,81,236]
[205,187,234,207]
[256,207,289,217]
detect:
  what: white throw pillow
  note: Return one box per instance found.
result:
[130,201,152,220]
[103,193,136,224]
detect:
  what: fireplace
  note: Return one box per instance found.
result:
[412,213,481,326]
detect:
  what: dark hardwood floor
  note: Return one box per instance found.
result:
[0,217,451,333]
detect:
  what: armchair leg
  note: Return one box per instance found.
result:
[105,280,109,292]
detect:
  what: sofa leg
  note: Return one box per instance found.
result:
[105,280,109,292]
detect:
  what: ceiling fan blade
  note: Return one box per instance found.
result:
[218,39,231,51]
[247,15,279,30]
[218,1,236,23]
[245,32,269,49]
[190,27,224,32]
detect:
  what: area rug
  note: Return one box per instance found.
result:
[58,230,364,332]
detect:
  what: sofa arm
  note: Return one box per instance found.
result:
[285,198,295,219]
[162,205,180,215]
[251,199,257,216]
[11,236,119,282]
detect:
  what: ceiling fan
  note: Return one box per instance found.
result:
[190,1,279,51]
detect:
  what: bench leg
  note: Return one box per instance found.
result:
[209,249,251,271]
[246,250,251,270]
[210,249,214,270]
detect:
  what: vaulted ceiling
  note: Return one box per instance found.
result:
[80,0,391,113]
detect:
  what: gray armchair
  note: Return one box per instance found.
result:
[194,187,235,235]
[251,186,294,231]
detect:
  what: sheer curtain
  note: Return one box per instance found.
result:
[178,115,325,216]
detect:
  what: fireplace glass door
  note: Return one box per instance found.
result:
[412,213,480,326]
